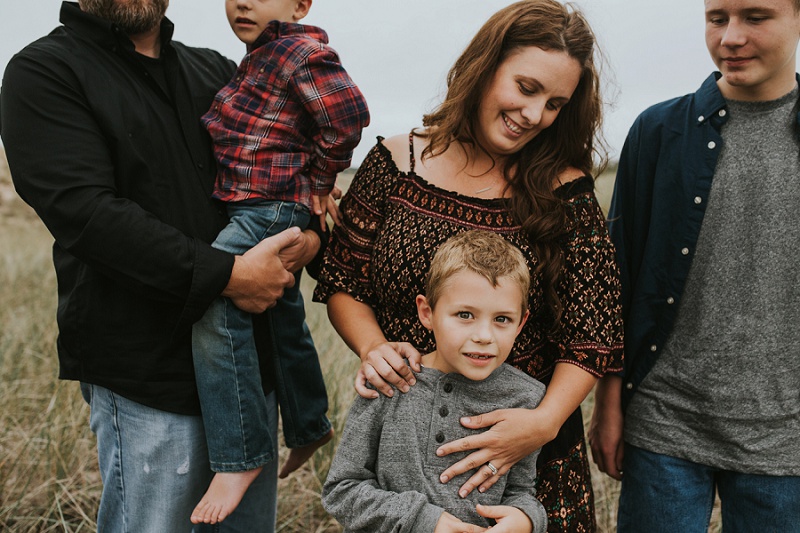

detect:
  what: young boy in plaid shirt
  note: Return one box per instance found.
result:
[191,0,369,524]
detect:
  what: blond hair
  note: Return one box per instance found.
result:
[425,231,530,313]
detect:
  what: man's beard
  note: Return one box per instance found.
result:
[79,0,169,35]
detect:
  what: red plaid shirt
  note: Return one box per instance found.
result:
[202,21,369,206]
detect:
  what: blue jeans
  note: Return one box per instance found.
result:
[81,383,278,533]
[193,201,330,470]
[618,444,800,533]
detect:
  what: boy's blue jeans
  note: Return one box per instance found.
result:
[618,444,800,533]
[192,200,331,472]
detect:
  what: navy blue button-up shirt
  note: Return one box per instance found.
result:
[609,72,800,410]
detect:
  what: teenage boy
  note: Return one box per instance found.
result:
[191,0,370,525]
[589,0,800,530]
[323,230,548,533]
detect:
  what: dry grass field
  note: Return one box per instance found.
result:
[0,149,719,532]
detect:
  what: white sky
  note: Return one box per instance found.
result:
[2,1,795,163]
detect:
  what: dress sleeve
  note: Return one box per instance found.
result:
[313,139,396,305]
[550,178,624,376]
[322,396,444,533]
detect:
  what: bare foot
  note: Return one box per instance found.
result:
[190,467,263,524]
[278,428,334,479]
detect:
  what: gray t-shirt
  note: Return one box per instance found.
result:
[323,365,548,532]
[625,86,800,475]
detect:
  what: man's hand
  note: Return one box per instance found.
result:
[279,229,320,273]
[588,375,625,480]
[222,227,302,313]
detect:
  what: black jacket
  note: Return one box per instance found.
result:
[0,2,260,414]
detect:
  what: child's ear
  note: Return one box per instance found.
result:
[293,0,312,21]
[516,310,530,335]
[416,295,433,330]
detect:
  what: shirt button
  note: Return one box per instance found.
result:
[626,382,634,390]
[667,297,675,304]
[439,406,449,417]
[719,109,727,117]
[650,344,658,352]
[697,115,704,122]
[694,196,702,204]
[443,383,454,393]
[435,432,445,443]
[708,141,716,149]
[681,247,690,255]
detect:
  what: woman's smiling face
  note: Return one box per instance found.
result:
[474,46,582,159]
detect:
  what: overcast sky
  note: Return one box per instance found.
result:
[3,1,795,163]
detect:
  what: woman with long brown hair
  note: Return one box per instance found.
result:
[314,1,623,530]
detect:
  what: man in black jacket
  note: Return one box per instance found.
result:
[0,1,320,530]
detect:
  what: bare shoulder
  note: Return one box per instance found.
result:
[381,133,413,173]
[553,166,589,189]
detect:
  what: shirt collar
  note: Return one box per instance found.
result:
[60,1,175,55]
[696,71,800,129]
[249,20,328,52]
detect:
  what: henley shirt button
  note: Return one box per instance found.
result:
[197,163,204,169]
[694,196,703,204]
[681,247,690,255]
[707,141,716,149]
[626,382,634,390]
[667,296,675,304]
[443,383,454,393]
[697,115,704,122]
[650,344,658,352]
[435,432,445,443]
[719,109,727,117]
[439,406,449,417]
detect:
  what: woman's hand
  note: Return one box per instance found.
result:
[354,341,422,399]
[433,511,487,533]
[436,408,558,497]
[479,504,533,533]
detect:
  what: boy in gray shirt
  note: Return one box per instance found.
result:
[323,230,547,533]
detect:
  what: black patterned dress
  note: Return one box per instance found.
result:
[314,137,624,532]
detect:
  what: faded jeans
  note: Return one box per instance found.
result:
[81,383,278,533]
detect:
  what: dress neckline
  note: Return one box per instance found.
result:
[375,136,594,204]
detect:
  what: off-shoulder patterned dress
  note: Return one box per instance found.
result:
[314,136,624,533]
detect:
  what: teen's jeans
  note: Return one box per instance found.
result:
[81,383,278,533]
[618,444,800,533]
[192,201,330,471]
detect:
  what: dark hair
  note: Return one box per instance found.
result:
[421,0,605,327]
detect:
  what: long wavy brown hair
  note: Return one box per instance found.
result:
[420,0,606,328]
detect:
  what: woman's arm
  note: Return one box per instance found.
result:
[436,363,597,496]
[327,292,421,398]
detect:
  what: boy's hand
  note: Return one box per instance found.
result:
[478,504,533,533]
[311,194,329,232]
[433,511,488,533]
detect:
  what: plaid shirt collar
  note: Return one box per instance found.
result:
[248,20,328,54]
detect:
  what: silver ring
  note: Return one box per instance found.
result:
[486,462,498,476]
